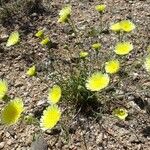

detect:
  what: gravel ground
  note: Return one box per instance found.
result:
[0,0,150,149]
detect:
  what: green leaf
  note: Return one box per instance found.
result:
[6,31,20,47]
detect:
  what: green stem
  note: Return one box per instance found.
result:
[60,122,70,143]
[68,18,82,48]
[118,31,123,42]
[68,18,78,37]
[99,13,103,33]
[96,50,99,69]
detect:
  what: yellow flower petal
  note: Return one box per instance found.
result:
[114,42,133,55]
[26,65,36,77]
[119,20,135,32]
[40,105,61,131]
[86,72,110,91]
[110,22,121,32]
[48,85,61,104]
[144,55,150,73]
[110,20,135,32]
[112,108,128,120]
[40,37,50,46]
[105,60,120,74]
[95,4,106,12]
[6,31,20,47]
[79,51,89,58]
[0,79,8,100]
[35,29,44,38]
[1,98,24,125]
[92,43,101,51]
[58,5,71,23]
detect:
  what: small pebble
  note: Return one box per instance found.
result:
[0,142,5,149]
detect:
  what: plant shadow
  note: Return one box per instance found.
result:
[142,126,150,138]
[74,91,103,118]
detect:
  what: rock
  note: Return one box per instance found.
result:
[31,13,37,17]
[0,142,5,149]
[127,101,141,112]
[31,136,48,150]
[7,139,13,145]
[128,95,135,101]
[37,99,46,106]
[21,147,27,150]
[96,133,103,144]
[25,135,33,145]
[15,80,24,87]
[0,134,3,142]
[64,0,70,3]
[0,33,8,43]
[5,132,10,138]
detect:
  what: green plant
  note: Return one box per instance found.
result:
[0,3,149,137]
[95,4,106,32]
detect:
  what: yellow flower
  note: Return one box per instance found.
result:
[105,60,120,74]
[40,105,61,131]
[95,4,106,13]
[119,20,135,32]
[48,85,61,104]
[86,72,110,91]
[92,43,101,51]
[1,98,24,125]
[144,55,150,73]
[110,20,135,32]
[58,5,71,23]
[110,22,121,32]
[79,51,89,58]
[114,42,133,55]
[35,29,44,38]
[112,108,128,120]
[26,65,36,77]
[6,31,20,47]
[40,37,50,46]
[0,79,8,100]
